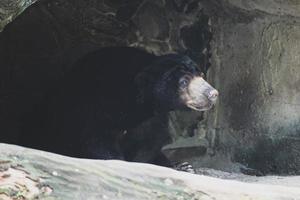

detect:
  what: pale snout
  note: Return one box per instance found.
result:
[185,76,218,111]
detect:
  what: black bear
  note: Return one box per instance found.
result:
[20,47,218,165]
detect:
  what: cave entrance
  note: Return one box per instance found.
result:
[1,0,300,176]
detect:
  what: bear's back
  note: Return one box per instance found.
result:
[68,47,155,84]
[21,47,157,158]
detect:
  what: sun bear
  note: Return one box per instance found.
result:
[20,47,218,166]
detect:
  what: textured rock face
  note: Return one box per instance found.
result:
[0,0,37,32]
[223,0,300,17]
[198,0,300,174]
[1,0,300,175]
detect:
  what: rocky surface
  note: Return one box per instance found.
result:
[0,143,300,200]
[194,0,300,175]
[221,0,300,17]
[0,0,37,32]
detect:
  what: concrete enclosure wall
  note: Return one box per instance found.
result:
[200,0,300,174]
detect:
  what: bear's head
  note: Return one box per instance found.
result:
[135,54,218,112]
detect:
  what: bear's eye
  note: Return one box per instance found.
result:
[179,78,189,88]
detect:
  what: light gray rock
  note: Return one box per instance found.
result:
[0,143,300,200]
[198,0,300,174]
[0,0,37,31]
[223,0,300,18]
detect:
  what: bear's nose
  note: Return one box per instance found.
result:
[207,89,219,101]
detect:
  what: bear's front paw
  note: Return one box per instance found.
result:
[173,162,195,174]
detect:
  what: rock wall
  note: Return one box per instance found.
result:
[196,0,300,174]
[0,0,37,32]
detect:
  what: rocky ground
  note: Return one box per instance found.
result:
[0,143,299,200]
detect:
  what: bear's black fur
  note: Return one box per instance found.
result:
[20,47,205,165]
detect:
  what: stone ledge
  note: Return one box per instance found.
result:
[0,143,299,200]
